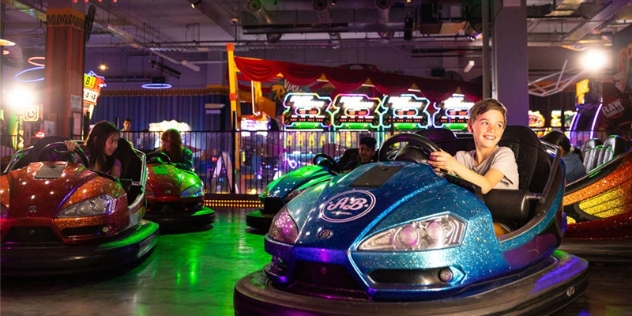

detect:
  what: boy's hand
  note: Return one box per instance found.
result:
[428,151,457,175]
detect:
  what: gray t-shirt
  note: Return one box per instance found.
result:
[454,146,519,190]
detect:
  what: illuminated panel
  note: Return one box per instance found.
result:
[282,92,332,130]
[330,94,382,130]
[433,94,474,131]
[83,71,106,107]
[382,94,430,130]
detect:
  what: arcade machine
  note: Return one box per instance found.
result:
[432,94,475,133]
[528,110,547,136]
[240,113,271,188]
[382,94,431,137]
[329,93,382,149]
[570,78,632,146]
[281,92,334,172]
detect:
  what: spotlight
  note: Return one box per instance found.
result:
[191,0,201,8]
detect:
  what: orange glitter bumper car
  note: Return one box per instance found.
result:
[0,137,158,276]
[559,137,632,262]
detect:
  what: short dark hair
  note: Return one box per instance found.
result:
[541,130,571,153]
[360,136,377,150]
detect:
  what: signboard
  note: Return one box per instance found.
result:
[433,94,474,131]
[330,94,382,130]
[82,71,106,106]
[282,92,332,130]
[382,94,430,130]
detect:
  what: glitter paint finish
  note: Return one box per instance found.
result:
[255,156,575,300]
[564,152,632,206]
[143,160,215,228]
[559,150,632,260]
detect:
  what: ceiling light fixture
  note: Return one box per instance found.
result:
[191,0,202,8]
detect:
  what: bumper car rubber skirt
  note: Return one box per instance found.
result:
[234,251,589,316]
[1,219,159,276]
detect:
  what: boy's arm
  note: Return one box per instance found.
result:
[429,151,505,194]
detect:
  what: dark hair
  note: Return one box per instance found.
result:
[360,136,377,150]
[85,121,119,172]
[469,98,507,125]
[124,118,131,123]
[160,128,184,162]
[541,130,571,154]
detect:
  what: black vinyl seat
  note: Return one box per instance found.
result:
[581,138,602,172]
[420,126,553,229]
[113,138,143,204]
[582,135,629,172]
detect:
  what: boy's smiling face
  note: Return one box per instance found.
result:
[468,109,506,150]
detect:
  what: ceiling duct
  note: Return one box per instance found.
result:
[564,1,630,43]
[376,0,392,24]
[376,0,392,39]
[247,0,273,24]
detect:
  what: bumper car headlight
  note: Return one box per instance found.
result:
[181,183,204,198]
[57,195,117,218]
[358,214,466,251]
[268,209,299,244]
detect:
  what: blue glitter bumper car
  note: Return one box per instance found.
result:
[234,126,589,315]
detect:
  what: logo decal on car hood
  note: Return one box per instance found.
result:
[319,190,376,223]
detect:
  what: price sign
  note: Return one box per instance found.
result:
[83,88,99,105]
[84,74,97,89]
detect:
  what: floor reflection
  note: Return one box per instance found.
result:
[1,208,631,316]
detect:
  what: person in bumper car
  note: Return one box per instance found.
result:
[340,136,377,172]
[428,98,519,236]
[155,128,194,171]
[65,120,122,178]
[541,130,586,184]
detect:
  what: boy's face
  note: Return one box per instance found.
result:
[359,144,375,163]
[123,121,131,131]
[468,109,505,149]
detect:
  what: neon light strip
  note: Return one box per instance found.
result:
[590,103,602,139]
[27,56,45,67]
[141,83,172,89]
[14,66,45,82]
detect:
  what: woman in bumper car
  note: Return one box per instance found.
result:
[155,128,193,171]
[65,120,122,177]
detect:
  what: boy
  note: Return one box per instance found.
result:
[428,98,519,235]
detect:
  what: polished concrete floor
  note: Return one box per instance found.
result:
[1,208,632,316]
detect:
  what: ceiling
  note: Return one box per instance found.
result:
[2,0,632,85]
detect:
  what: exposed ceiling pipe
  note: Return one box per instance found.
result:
[564,0,630,43]
[376,0,393,39]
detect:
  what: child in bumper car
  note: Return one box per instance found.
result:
[428,98,519,236]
